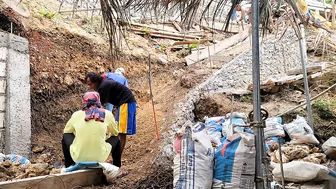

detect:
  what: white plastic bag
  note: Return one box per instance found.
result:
[284,115,319,144]
[264,117,285,138]
[273,161,336,182]
[99,163,119,177]
[173,123,214,189]
[213,132,255,189]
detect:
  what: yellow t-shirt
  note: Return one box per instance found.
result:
[63,110,119,163]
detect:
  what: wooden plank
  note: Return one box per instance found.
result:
[59,8,101,13]
[124,21,179,33]
[133,31,186,40]
[198,24,220,34]
[0,168,103,189]
[172,39,213,46]
[185,25,251,65]
[201,21,246,33]
[172,21,183,32]
[286,64,325,75]
[208,55,234,62]
[275,75,304,85]
[130,28,201,39]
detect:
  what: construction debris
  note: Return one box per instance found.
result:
[322,137,336,160]
[185,25,251,65]
[173,111,336,188]
[248,63,326,93]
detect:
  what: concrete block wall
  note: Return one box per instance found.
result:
[0,32,31,157]
[0,33,7,153]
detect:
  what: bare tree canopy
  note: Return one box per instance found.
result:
[99,0,307,59]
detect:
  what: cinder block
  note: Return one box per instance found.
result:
[0,62,6,77]
[0,128,4,151]
[9,34,29,53]
[0,96,5,111]
[0,47,8,61]
[0,112,4,129]
[0,32,8,48]
[0,79,6,94]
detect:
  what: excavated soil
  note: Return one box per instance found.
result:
[3,4,336,187]
[1,7,237,185]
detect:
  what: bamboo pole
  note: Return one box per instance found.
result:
[148,55,160,140]
[59,8,101,13]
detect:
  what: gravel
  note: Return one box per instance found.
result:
[160,30,303,160]
[202,30,301,94]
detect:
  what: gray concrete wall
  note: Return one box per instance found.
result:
[0,32,31,157]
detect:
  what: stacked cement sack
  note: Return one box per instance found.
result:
[212,132,255,189]
[173,113,336,188]
[173,122,214,189]
[173,113,255,189]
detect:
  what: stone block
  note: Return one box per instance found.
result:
[0,47,8,61]
[0,112,4,129]
[8,34,29,53]
[0,128,4,151]
[0,96,5,111]
[0,62,6,77]
[0,32,8,48]
[322,137,336,160]
[0,79,6,94]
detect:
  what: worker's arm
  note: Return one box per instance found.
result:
[106,111,119,136]
[98,87,106,105]
[125,79,128,88]
[64,112,77,134]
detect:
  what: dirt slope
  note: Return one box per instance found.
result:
[1,2,236,186]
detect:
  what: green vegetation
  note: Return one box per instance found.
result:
[141,27,151,35]
[312,98,335,120]
[34,9,55,19]
[239,95,253,103]
[189,44,198,50]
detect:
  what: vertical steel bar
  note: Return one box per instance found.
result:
[251,0,264,188]
[299,24,314,131]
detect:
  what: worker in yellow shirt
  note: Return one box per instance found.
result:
[62,92,121,167]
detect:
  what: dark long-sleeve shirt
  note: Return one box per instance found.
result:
[98,80,136,107]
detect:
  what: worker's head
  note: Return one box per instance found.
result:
[82,92,102,109]
[82,92,105,122]
[115,67,125,75]
[85,72,103,91]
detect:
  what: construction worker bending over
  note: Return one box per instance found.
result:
[101,67,128,112]
[85,72,136,156]
[62,92,121,168]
